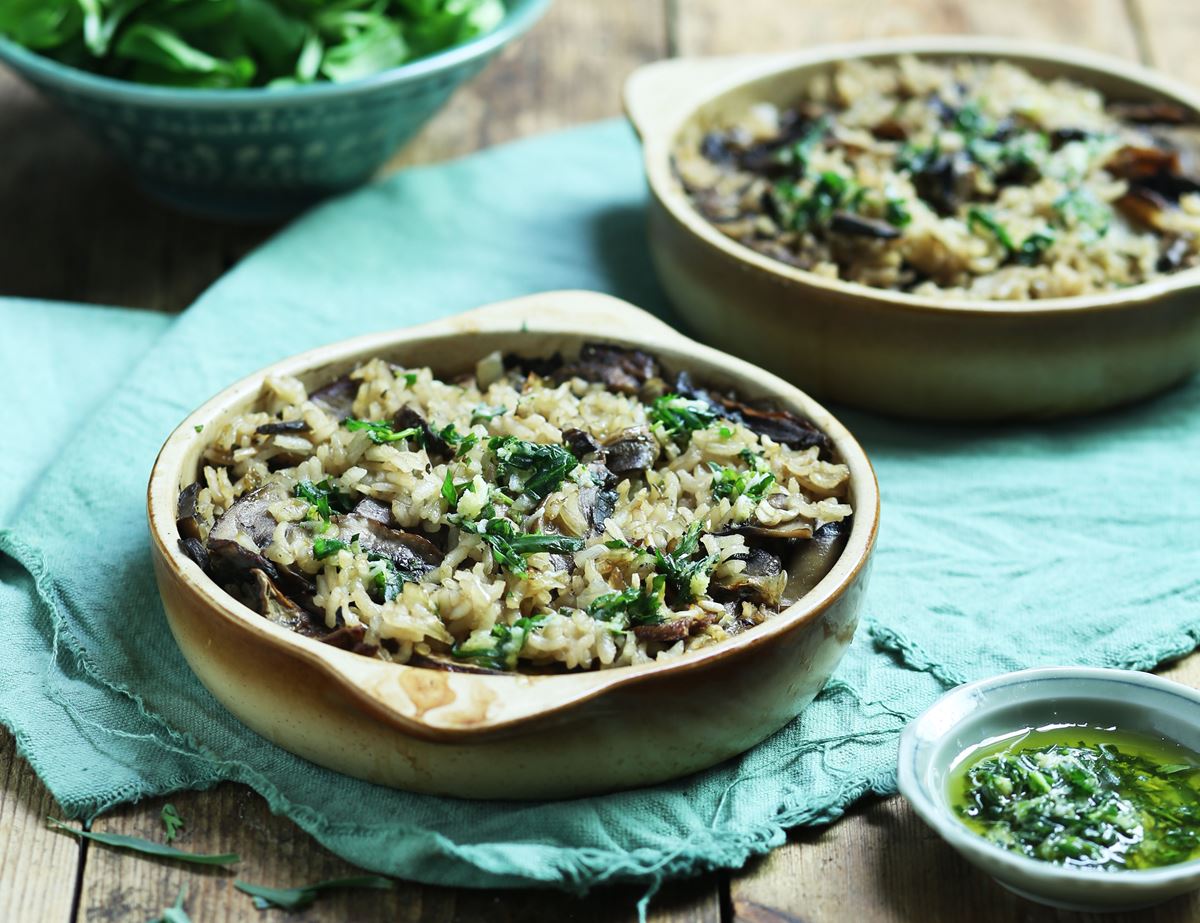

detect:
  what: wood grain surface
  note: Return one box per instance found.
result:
[1,1,1196,920]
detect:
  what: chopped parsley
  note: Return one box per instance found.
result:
[438,423,479,457]
[771,170,861,232]
[470,404,507,424]
[652,521,717,604]
[708,461,776,503]
[587,578,666,629]
[344,417,420,445]
[772,115,830,174]
[489,436,578,502]
[313,536,352,560]
[368,556,411,602]
[294,478,354,525]
[450,615,547,670]
[967,208,1057,265]
[885,196,912,228]
[1053,187,1112,238]
[648,394,718,444]
[452,515,583,576]
[193,424,204,433]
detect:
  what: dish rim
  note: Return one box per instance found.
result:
[145,290,880,740]
[630,35,1200,318]
[897,665,1200,888]
[0,0,550,109]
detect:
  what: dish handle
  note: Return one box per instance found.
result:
[623,54,787,141]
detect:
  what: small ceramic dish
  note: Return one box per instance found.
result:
[624,37,1200,421]
[146,291,879,799]
[898,666,1200,912]
[0,0,549,220]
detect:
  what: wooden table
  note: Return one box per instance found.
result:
[3,1,1199,920]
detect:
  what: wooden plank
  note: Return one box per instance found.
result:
[392,0,670,168]
[671,0,1141,58]
[0,728,82,923]
[74,782,718,922]
[1131,0,1200,82]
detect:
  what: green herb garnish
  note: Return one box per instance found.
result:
[438,423,479,457]
[885,197,912,228]
[294,478,354,524]
[968,208,1056,265]
[1015,228,1057,265]
[313,537,351,560]
[771,170,859,232]
[470,404,507,424]
[587,578,666,629]
[368,556,413,602]
[160,804,184,844]
[651,522,717,604]
[452,516,583,576]
[193,424,203,433]
[772,115,830,173]
[967,207,1016,251]
[47,819,239,866]
[344,417,420,446]
[234,875,393,911]
[1054,187,1112,238]
[648,394,718,444]
[402,372,418,386]
[489,436,578,502]
[0,0,507,89]
[450,615,548,671]
[707,461,776,503]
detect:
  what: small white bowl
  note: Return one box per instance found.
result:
[898,667,1200,912]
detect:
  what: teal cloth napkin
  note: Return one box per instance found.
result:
[3,120,1200,897]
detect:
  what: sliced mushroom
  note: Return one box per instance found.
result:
[731,494,816,542]
[309,375,358,420]
[352,496,395,526]
[178,537,209,571]
[562,427,601,460]
[1116,186,1171,231]
[206,482,290,581]
[1107,145,1200,202]
[912,151,974,215]
[830,212,901,239]
[788,518,852,600]
[1108,100,1190,125]
[252,568,323,639]
[255,420,310,436]
[711,547,787,608]
[1158,235,1194,272]
[603,428,660,477]
[392,406,448,459]
[321,622,378,656]
[673,371,831,453]
[335,513,444,576]
[176,482,203,541]
[555,343,662,395]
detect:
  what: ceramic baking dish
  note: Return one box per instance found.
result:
[146,291,878,798]
[625,37,1200,421]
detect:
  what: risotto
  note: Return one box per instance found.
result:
[176,343,853,673]
[675,56,1200,300]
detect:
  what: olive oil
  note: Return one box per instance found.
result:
[948,725,1200,870]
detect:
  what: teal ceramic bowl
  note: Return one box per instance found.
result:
[0,0,549,220]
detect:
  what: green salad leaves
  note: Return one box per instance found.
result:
[0,0,508,89]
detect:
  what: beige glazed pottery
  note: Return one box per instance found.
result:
[146,291,879,799]
[625,37,1200,421]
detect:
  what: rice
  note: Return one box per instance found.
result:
[675,55,1200,300]
[178,343,853,673]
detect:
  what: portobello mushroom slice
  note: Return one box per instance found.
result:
[561,427,601,460]
[577,462,618,536]
[673,371,831,453]
[255,420,310,436]
[830,212,902,239]
[309,375,358,421]
[352,496,395,527]
[334,513,444,577]
[251,568,323,639]
[206,482,290,581]
[176,482,203,541]
[554,342,662,395]
[711,547,787,608]
[321,622,378,657]
[1107,145,1200,202]
[603,428,660,477]
[789,518,852,600]
[730,494,816,541]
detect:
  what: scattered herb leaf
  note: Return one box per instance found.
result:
[47,819,239,866]
[234,875,393,911]
[647,394,718,444]
[160,803,184,844]
[489,436,578,501]
[344,417,420,445]
[587,578,666,629]
[450,615,548,671]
